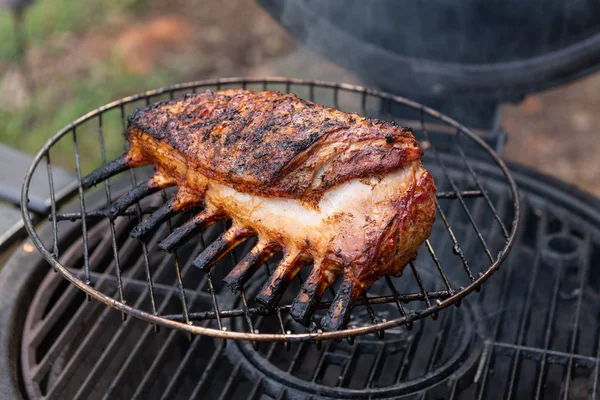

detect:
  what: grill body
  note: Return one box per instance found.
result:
[1,160,598,399]
[10,78,524,398]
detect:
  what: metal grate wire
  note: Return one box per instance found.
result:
[20,77,520,343]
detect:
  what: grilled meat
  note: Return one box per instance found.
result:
[82,89,437,330]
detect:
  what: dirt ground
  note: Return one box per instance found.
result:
[502,75,600,196]
[17,0,297,89]
[2,0,599,197]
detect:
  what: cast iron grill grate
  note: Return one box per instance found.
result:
[20,77,519,342]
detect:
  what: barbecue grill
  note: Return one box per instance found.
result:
[1,0,599,395]
[18,77,519,346]
[6,76,524,398]
[1,75,599,398]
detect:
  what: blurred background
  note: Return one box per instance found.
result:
[0,0,598,194]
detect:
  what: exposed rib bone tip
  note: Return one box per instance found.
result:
[191,227,254,271]
[81,153,131,189]
[289,292,317,326]
[223,279,240,295]
[320,278,360,331]
[222,242,279,294]
[158,208,223,253]
[289,265,335,326]
[129,225,146,240]
[102,174,174,220]
[255,253,311,310]
[129,196,179,240]
[101,203,126,220]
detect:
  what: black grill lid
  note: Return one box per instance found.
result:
[258,0,600,100]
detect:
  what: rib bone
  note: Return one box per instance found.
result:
[289,261,340,325]
[130,187,203,240]
[158,208,224,252]
[255,252,313,310]
[81,144,151,189]
[320,278,364,331]
[81,154,135,188]
[191,226,255,271]
[222,241,281,293]
[103,172,176,219]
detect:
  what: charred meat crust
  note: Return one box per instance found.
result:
[348,170,436,289]
[127,89,423,202]
[83,88,439,330]
[319,170,436,331]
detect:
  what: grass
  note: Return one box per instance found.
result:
[0,58,173,173]
[0,0,180,173]
[0,0,137,61]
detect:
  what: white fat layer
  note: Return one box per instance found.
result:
[205,164,416,253]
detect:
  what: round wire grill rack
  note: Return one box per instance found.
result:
[21,77,520,342]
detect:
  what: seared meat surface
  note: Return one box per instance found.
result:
[83,89,437,330]
[127,89,424,203]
